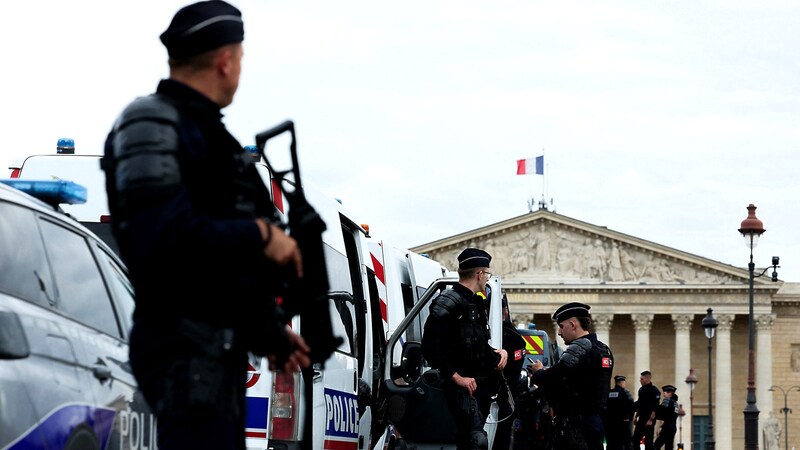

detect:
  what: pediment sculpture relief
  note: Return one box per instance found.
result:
[427,220,734,285]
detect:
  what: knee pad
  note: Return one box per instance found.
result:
[470,430,488,450]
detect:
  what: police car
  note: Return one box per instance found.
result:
[0,179,154,450]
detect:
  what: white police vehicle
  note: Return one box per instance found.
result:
[8,139,117,254]
[0,179,154,450]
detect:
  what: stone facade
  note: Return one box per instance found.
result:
[411,209,800,449]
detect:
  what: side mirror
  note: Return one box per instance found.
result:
[400,341,423,383]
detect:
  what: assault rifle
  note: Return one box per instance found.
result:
[256,121,343,450]
[255,120,342,364]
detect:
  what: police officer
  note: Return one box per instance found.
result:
[632,371,661,450]
[103,2,310,449]
[604,375,634,450]
[528,302,614,450]
[422,248,508,450]
[653,385,679,450]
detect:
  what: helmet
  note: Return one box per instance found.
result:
[56,138,75,154]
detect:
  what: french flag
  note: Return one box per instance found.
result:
[516,155,544,175]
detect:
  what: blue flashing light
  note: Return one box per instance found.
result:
[528,323,537,330]
[0,179,87,205]
[57,137,75,154]
[242,145,261,162]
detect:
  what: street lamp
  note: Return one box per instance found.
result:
[678,403,686,450]
[685,368,698,450]
[702,308,717,450]
[738,203,781,449]
[768,385,800,450]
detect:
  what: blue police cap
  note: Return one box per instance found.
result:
[160,0,244,59]
[458,248,491,270]
[552,302,591,323]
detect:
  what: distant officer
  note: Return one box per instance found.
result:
[632,371,661,450]
[604,375,634,450]
[653,385,679,450]
[422,248,508,450]
[528,302,614,450]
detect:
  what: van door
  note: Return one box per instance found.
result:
[381,277,503,449]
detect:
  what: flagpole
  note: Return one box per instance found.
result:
[541,148,546,209]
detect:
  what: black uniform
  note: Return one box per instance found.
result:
[632,383,661,450]
[529,333,614,450]
[604,384,634,450]
[422,284,500,450]
[494,321,527,450]
[104,78,288,450]
[653,393,679,450]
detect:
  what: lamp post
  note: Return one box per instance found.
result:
[686,368,698,450]
[738,203,781,449]
[768,385,800,450]
[678,403,686,450]
[702,308,717,450]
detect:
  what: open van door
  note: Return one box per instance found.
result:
[381,277,504,449]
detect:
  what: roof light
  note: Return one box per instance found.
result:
[0,179,87,206]
[57,137,75,154]
[242,145,261,162]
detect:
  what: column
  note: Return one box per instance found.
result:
[632,314,654,379]
[593,313,613,347]
[672,314,693,441]
[756,313,775,449]
[715,314,735,450]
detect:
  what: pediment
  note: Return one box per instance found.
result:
[412,210,753,286]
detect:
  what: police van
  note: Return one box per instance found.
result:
[8,139,118,254]
[0,179,155,450]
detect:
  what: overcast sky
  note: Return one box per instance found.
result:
[4,1,799,281]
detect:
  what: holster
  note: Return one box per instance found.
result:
[159,320,240,421]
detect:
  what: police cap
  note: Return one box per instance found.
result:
[552,302,591,323]
[458,248,491,270]
[614,375,626,383]
[662,384,677,392]
[160,0,244,59]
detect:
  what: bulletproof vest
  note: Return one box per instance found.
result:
[458,294,492,371]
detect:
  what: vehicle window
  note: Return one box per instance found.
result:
[39,219,120,338]
[96,246,135,337]
[0,201,54,307]
[330,292,355,355]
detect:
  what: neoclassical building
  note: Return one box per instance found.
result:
[411,208,800,449]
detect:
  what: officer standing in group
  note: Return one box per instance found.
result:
[528,302,614,450]
[632,371,661,450]
[604,375,635,450]
[422,248,508,450]
[103,2,311,449]
[653,385,679,450]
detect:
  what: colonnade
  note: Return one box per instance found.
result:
[558,312,776,448]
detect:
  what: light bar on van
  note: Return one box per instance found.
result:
[0,179,87,205]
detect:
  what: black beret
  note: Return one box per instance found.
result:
[458,248,491,270]
[552,302,591,323]
[160,0,244,59]
[662,384,677,392]
[614,375,626,382]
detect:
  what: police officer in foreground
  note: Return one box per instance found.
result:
[103,2,310,449]
[632,371,661,450]
[604,375,635,450]
[422,248,508,450]
[528,302,614,450]
[653,385,679,450]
